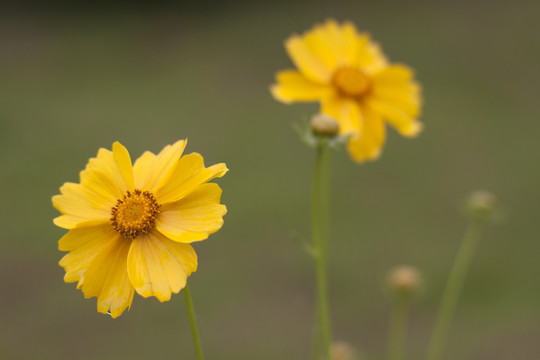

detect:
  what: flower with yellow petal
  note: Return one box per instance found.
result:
[271,19,423,163]
[53,140,228,318]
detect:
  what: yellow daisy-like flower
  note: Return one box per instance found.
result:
[53,140,228,318]
[271,19,423,163]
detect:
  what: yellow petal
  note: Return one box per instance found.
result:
[366,65,423,136]
[80,168,125,203]
[54,215,109,229]
[133,151,155,189]
[346,107,386,163]
[156,152,228,204]
[370,85,421,117]
[303,21,340,69]
[81,233,134,318]
[373,64,415,84]
[70,145,131,224]
[338,21,362,65]
[285,34,333,83]
[157,183,227,243]
[371,64,422,117]
[58,222,116,251]
[135,140,187,191]
[311,20,359,67]
[365,97,423,137]
[58,223,115,284]
[52,183,112,221]
[127,231,197,302]
[84,147,128,195]
[321,96,363,135]
[271,70,334,104]
[112,142,135,191]
[355,34,389,74]
[284,20,365,83]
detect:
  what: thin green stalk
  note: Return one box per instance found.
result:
[425,220,482,360]
[386,294,412,360]
[311,141,333,360]
[320,141,332,251]
[184,283,204,360]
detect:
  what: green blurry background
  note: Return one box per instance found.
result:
[1,0,539,359]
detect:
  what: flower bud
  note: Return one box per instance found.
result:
[330,341,358,360]
[310,113,340,137]
[387,265,421,295]
[465,190,496,221]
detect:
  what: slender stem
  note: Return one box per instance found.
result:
[311,141,333,360]
[184,283,205,360]
[386,294,412,360]
[425,220,482,360]
[320,142,332,251]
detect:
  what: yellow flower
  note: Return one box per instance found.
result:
[271,20,423,163]
[53,140,228,318]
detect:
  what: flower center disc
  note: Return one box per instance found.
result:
[110,189,160,238]
[332,67,371,98]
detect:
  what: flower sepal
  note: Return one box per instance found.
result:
[291,230,318,259]
[463,190,501,223]
[294,114,349,150]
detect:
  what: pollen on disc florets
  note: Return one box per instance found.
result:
[110,189,160,239]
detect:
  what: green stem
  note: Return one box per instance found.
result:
[311,141,333,360]
[425,220,483,360]
[386,294,412,360]
[184,283,205,360]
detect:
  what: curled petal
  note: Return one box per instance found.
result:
[156,153,228,205]
[157,183,227,243]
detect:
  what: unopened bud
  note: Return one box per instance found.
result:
[330,341,358,360]
[466,190,496,220]
[387,265,421,295]
[310,113,340,137]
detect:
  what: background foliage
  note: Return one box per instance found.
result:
[1,0,539,359]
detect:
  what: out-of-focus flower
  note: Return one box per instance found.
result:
[465,190,497,221]
[271,19,423,163]
[53,140,227,317]
[331,341,359,360]
[387,265,421,295]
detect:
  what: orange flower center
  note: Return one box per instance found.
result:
[332,67,371,98]
[110,189,160,238]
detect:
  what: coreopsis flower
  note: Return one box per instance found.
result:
[271,20,423,163]
[53,140,227,318]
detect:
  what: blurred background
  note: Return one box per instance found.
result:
[1,0,539,359]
